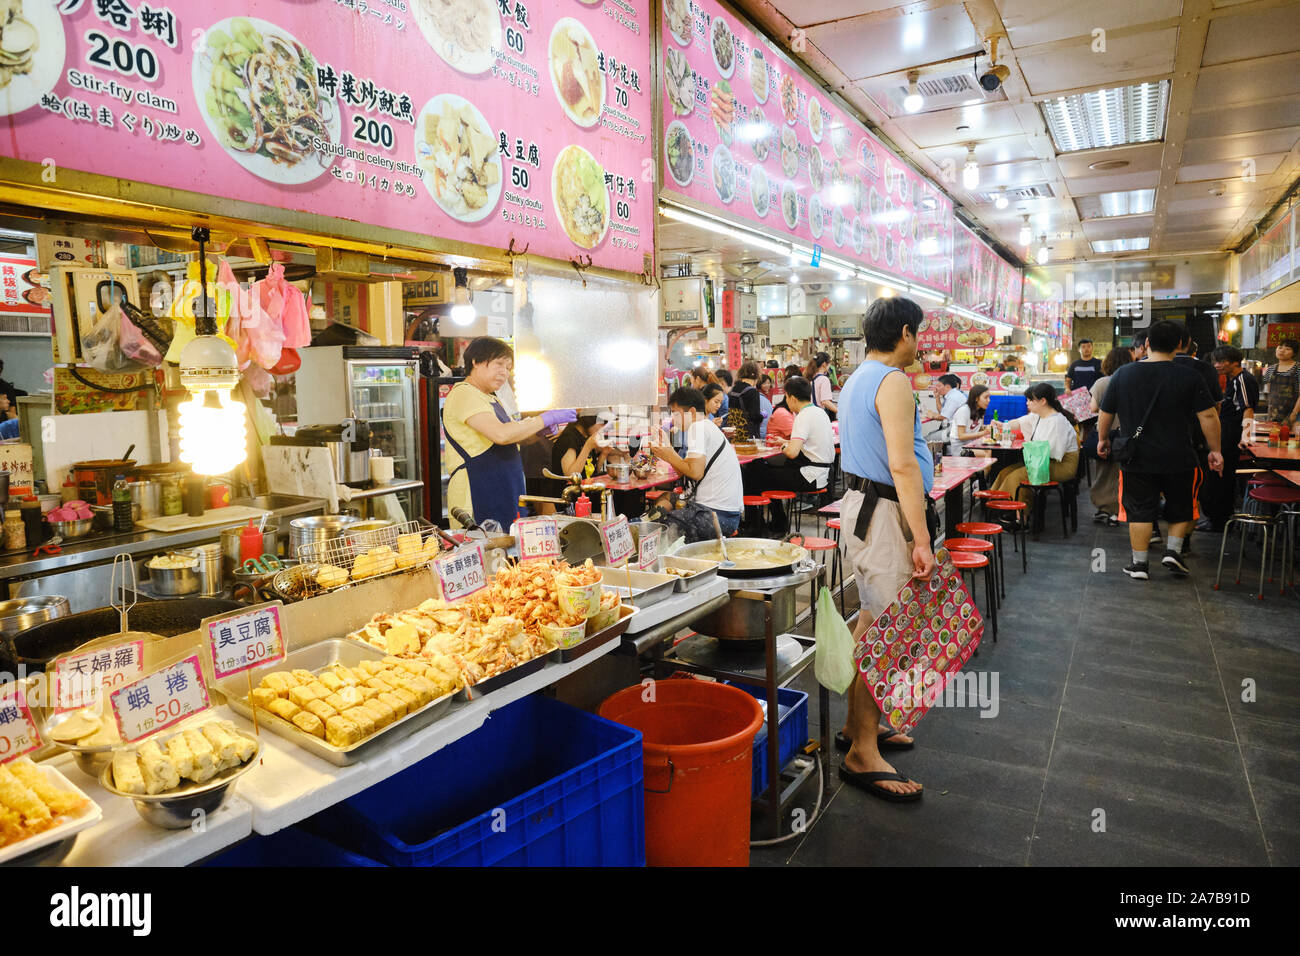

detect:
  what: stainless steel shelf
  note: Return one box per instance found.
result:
[339,479,423,502]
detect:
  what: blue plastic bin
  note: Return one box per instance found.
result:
[986,394,1027,422]
[202,827,386,867]
[729,681,809,798]
[301,695,644,866]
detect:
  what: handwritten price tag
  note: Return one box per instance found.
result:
[53,639,146,713]
[638,527,662,570]
[601,516,634,565]
[205,602,287,680]
[109,655,211,744]
[0,684,41,764]
[434,542,487,602]
[516,517,560,562]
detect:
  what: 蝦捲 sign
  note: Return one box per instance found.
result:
[109,655,211,743]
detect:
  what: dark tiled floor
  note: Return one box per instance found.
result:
[746,484,1300,866]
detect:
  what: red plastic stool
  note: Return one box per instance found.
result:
[973,488,1011,523]
[794,487,830,534]
[762,489,797,535]
[1018,480,1068,539]
[985,499,1029,573]
[826,518,845,616]
[948,550,996,641]
[945,536,998,610]
[956,521,1006,603]
[1248,485,1300,592]
[742,494,771,535]
[790,534,838,623]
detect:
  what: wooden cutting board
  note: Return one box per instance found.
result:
[135,506,271,533]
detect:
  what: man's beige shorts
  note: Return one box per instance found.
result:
[840,490,914,624]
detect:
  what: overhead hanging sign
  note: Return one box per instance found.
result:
[951,222,1022,326]
[660,0,952,294]
[2,0,653,273]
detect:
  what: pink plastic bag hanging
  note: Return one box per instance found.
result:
[218,259,253,366]
[247,264,287,370]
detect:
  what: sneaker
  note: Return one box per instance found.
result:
[1107,515,1119,527]
[1093,511,1110,524]
[1124,561,1150,580]
[1162,550,1190,576]
[1149,529,1163,544]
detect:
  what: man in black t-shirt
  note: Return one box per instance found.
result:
[1098,320,1223,581]
[1199,346,1259,532]
[1065,340,1103,391]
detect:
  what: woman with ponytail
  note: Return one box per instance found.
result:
[990,382,1081,498]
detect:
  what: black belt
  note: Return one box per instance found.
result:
[845,472,939,543]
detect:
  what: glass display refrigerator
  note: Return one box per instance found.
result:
[294,346,424,519]
[424,374,464,526]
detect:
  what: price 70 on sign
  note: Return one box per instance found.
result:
[204,602,287,680]
[434,542,487,602]
[110,656,211,744]
[0,685,41,764]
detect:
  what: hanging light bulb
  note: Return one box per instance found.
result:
[178,334,247,476]
[961,144,979,190]
[903,70,924,113]
[1019,215,1032,247]
[994,187,1008,210]
[1036,236,1050,265]
[1225,315,1239,332]
[450,266,475,326]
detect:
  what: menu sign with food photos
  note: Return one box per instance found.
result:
[660,0,952,294]
[854,550,983,734]
[951,222,1022,326]
[0,684,42,763]
[0,254,51,316]
[1,0,652,274]
[916,309,995,351]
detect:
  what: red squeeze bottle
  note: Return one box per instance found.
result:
[574,494,592,517]
[239,520,263,565]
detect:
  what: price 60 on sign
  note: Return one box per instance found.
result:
[0,685,41,763]
[110,656,211,743]
[204,602,287,680]
[435,543,487,602]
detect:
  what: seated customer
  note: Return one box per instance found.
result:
[990,383,1080,500]
[548,414,617,492]
[757,374,774,439]
[947,384,991,456]
[729,362,765,439]
[701,383,726,423]
[649,386,744,535]
[744,376,835,534]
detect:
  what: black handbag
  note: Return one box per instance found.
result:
[1109,378,1166,465]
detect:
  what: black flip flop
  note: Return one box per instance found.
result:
[834,730,915,752]
[838,764,923,803]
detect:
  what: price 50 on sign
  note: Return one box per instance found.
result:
[434,543,487,602]
[0,685,41,764]
[204,602,287,681]
[110,656,211,744]
[516,517,560,562]
[52,639,146,712]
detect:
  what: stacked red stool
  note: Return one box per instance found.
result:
[955,521,1006,603]
[984,498,1029,574]
[742,494,771,535]
[825,517,844,616]
[948,550,996,642]
[763,489,797,534]
[790,533,838,623]
[943,538,997,640]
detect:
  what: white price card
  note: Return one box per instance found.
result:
[517,516,560,562]
[0,684,41,763]
[204,602,287,680]
[434,542,488,602]
[52,639,146,713]
[601,515,634,565]
[638,527,662,571]
[109,655,211,744]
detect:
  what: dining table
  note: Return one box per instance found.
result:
[933,456,997,539]
[1241,442,1300,469]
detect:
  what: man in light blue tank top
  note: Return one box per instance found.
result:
[836,297,935,803]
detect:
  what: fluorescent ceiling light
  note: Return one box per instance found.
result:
[994,188,1008,210]
[908,284,945,304]
[1090,237,1151,253]
[1040,81,1169,152]
[1076,188,1155,219]
[1035,243,1049,265]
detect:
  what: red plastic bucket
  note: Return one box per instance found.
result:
[599,679,764,867]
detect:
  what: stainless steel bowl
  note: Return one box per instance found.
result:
[0,595,70,635]
[606,460,632,483]
[98,736,261,828]
[43,710,119,778]
[146,555,200,596]
[48,518,94,539]
[290,514,359,561]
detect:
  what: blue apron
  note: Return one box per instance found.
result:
[443,395,526,530]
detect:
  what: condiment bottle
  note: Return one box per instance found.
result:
[111,475,133,532]
[183,475,206,517]
[19,495,43,545]
[238,519,263,564]
[3,509,25,551]
[60,478,78,504]
[161,474,183,516]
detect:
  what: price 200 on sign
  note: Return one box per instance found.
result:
[110,656,211,743]
[435,543,487,602]
[601,516,634,565]
[0,686,41,764]
[205,603,287,680]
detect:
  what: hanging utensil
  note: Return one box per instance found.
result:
[709,512,736,569]
[110,553,137,634]
[121,445,136,463]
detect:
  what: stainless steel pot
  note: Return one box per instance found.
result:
[0,595,70,636]
[290,514,359,562]
[146,555,200,596]
[674,537,810,578]
[606,460,632,483]
[321,440,371,484]
[693,587,797,641]
[220,522,281,577]
[128,479,161,518]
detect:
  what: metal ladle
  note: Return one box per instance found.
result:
[710,511,736,569]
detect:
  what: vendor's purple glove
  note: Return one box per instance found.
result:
[542,409,578,428]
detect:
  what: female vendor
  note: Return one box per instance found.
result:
[443,336,576,529]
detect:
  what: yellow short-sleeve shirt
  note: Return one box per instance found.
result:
[443,382,498,526]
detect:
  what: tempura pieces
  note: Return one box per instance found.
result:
[0,757,89,847]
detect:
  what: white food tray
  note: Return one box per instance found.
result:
[0,763,103,865]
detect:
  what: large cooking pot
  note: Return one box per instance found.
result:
[674,537,810,578]
[1,597,242,674]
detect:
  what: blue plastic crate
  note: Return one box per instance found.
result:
[986,394,1027,423]
[301,695,644,867]
[729,681,809,798]
[202,827,387,867]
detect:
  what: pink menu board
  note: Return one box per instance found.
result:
[951,221,1021,325]
[661,0,951,294]
[0,0,652,273]
[917,309,995,351]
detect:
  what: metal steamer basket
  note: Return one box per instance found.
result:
[295,519,438,598]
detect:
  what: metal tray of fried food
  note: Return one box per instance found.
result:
[657,555,721,592]
[548,604,638,664]
[213,639,454,767]
[592,566,679,607]
[453,654,549,702]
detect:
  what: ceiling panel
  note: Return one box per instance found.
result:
[767,0,907,30]
[922,137,1041,169]
[1064,169,1162,196]
[808,6,980,81]
[890,102,1029,148]
[1055,142,1163,176]
[1180,128,1300,163]
[1169,179,1261,202]
[1017,30,1178,96]
[1202,5,1300,65]
[1192,56,1300,110]
[1177,155,1285,183]
[1166,208,1247,229]
[1000,0,1183,48]
[1167,194,1256,214]
[1082,216,1155,241]
[1185,98,1300,139]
